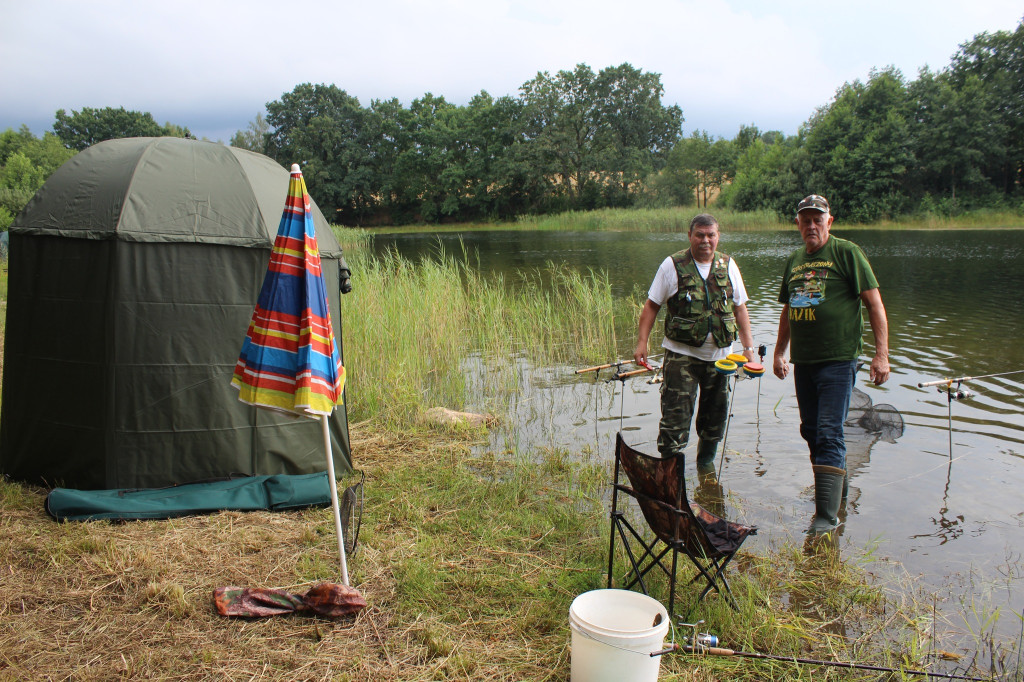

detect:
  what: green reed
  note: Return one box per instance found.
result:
[844,209,1024,229]
[338,244,638,426]
[515,206,788,232]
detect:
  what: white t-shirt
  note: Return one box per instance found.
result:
[647,255,749,362]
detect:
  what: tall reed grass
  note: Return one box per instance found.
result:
[844,208,1024,229]
[338,242,639,426]
[515,206,788,232]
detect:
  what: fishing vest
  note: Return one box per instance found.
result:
[664,249,737,348]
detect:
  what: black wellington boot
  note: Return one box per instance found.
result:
[809,465,846,535]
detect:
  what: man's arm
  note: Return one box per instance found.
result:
[773,305,791,379]
[861,287,890,385]
[734,303,755,362]
[634,299,661,366]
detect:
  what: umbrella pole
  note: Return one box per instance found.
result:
[321,415,350,586]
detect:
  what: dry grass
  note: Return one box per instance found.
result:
[0,425,606,681]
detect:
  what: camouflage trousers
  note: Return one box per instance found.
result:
[658,350,730,458]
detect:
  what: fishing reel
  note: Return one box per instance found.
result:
[679,620,719,648]
[939,385,975,401]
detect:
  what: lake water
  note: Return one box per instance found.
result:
[372,226,1024,650]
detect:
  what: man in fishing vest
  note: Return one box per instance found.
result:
[773,194,890,536]
[634,214,755,478]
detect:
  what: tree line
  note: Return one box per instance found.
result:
[1,18,1021,230]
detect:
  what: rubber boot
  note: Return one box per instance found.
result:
[809,465,846,535]
[841,472,849,502]
[695,439,718,475]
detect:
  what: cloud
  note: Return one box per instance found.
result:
[1,0,1020,142]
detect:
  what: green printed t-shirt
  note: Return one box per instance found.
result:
[777,236,879,364]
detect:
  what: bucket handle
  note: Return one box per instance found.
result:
[571,612,676,657]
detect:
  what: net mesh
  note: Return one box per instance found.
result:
[845,388,905,442]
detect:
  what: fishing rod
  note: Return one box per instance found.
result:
[916,370,1024,458]
[653,643,990,681]
[918,369,1024,387]
[575,354,664,376]
[575,359,631,374]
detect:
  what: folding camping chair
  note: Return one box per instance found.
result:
[606,432,757,614]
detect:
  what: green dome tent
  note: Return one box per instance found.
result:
[0,137,352,492]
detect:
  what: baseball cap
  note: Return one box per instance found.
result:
[796,194,830,214]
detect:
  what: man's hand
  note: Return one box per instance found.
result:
[869,354,890,385]
[773,354,789,380]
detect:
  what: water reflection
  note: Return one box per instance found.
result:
[373,227,1024,646]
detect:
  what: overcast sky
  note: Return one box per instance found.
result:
[1,1,1020,144]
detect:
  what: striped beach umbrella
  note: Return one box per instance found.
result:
[232,164,355,589]
[232,164,344,417]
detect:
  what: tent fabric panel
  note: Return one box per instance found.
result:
[250,409,351,477]
[10,137,346,256]
[7,138,146,240]
[101,241,345,489]
[0,234,112,489]
[110,241,261,359]
[229,147,343,259]
[117,139,267,243]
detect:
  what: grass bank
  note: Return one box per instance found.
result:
[1,426,985,681]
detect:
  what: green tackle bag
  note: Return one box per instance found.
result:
[45,472,332,522]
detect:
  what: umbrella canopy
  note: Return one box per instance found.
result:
[232,166,345,417]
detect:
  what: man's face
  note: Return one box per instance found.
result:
[796,210,833,253]
[688,223,719,263]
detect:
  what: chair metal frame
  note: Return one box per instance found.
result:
[606,431,756,614]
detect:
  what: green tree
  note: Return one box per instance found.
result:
[390,93,460,222]
[665,131,735,207]
[230,113,271,154]
[0,127,76,229]
[443,91,531,220]
[520,64,604,206]
[909,68,1005,206]
[266,83,377,223]
[53,106,191,151]
[519,62,681,210]
[948,19,1024,197]
[800,68,914,220]
[592,63,683,205]
[721,134,800,214]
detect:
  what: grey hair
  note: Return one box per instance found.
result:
[688,213,719,233]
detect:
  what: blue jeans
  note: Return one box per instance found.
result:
[793,360,857,470]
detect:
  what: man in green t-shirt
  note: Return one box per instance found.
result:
[772,194,890,535]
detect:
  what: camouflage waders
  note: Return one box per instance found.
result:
[657,350,730,458]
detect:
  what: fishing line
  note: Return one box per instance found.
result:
[716,346,768,480]
[876,453,969,487]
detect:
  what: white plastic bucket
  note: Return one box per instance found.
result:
[569,589,670,682]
